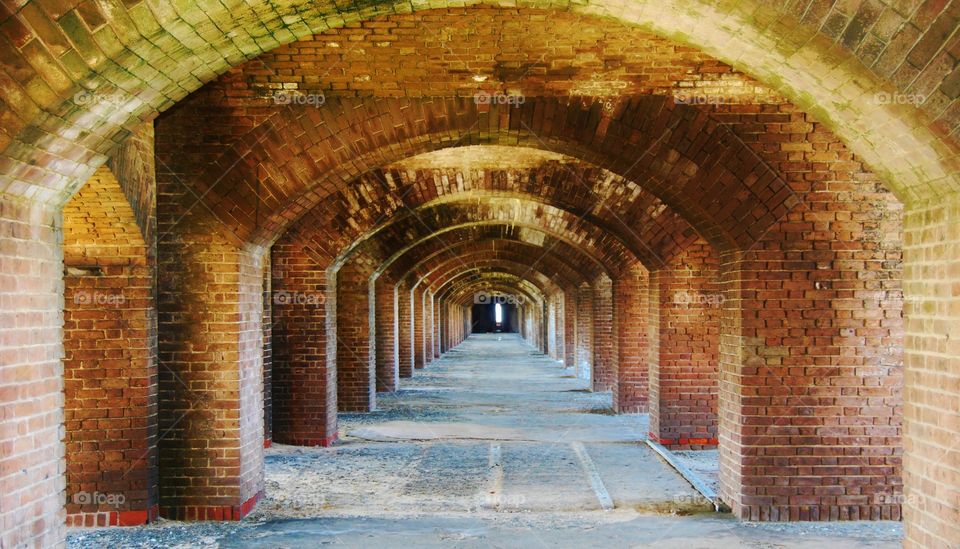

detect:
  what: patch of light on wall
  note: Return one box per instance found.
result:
[495,303,503,324]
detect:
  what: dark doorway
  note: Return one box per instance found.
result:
[471,302,517,333]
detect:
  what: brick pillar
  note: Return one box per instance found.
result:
[521,305,529,341]
[903,197,959,546]
[547,298,557,359]
[649,241,719,448]
[718,226,902,521]
[262,255,272,447]
[648,272,662,430]
[440,301,450,354]
[423,290,433,365]
[157,231,265,520]
[423,291,437,363]
[63,167,159,527]
[397,281,413,378]
[614,263,650,413]
[374,275,398,392]
[336,259,376,412]
[413,286,426,369]
[430,293,443,358]
[592,276,616,392]
[451,304,457,346]
[156,119,266,520]
[564,289,577,368]
[576,284,593,381]
[0,200,65,547]
[459,305,464,343]
[271,241,337,446]
[556,294,565,364]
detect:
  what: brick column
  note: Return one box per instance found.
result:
[592,276,616,392]
[374,275,399,392]
[576,284,593,382]
[556,293,565,364]
[271,242,337,446]
[423,290,434,365]
[718,232,902,521]
[262,254,272,447]
[441,301,447,352]
[903,197,960,546]
[547,294,561,362]
[648,272,662,428]
[432,292,440,359]
[336,259,376,412]
[564,289,577,368]
[63,167,159,527]
[649,241,719,448]
[397,281,413,378]
[157,231,265,520]
[413,286,426,369]
[614,263,650,413]
[0,201,65,547]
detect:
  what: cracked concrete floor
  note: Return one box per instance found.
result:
[68,333,902,548]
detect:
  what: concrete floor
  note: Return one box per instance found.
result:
[68,333,903,548]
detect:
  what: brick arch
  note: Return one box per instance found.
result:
[283,161,699,273]
[278,191,627,276]
[330,199,632,276]
[176,96,787,253]
[404,242,590,294]
[1,0,955,209]
[375,224,600,282]
[443,275,545,308]
[0,2,952,545]
[426,259,567,301]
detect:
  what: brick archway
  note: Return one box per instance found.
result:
[1,1,955,207]
[0,2,954,546]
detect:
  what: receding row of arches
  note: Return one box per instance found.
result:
[1,3,955,547]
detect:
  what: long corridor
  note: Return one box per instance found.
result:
[69,334,902,548]
[264,332,698,516]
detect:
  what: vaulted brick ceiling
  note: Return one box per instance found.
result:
[1,2,957,209]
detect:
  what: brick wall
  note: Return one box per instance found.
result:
[107,123,156,252]
[648,239,720,449]
[62,166,158,526]
[0,200,64,547]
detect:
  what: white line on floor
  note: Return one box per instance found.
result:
[571,441,614,510]
[483,442,503,511]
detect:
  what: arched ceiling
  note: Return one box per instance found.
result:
[162,95,791,253]
[390,236,594,290]
[0,1,952,210]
